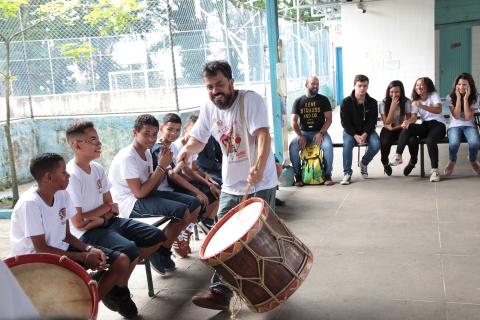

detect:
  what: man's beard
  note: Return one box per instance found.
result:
[308,88,318,96]
[212,92,233,109]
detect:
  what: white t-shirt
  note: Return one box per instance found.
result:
[189,90,277,195]
[10,187,75,256]
[446,94,480,128]
[66,160,111,238]
[411,92,445,123]
[378,99,412,126]
[109,143,153,218]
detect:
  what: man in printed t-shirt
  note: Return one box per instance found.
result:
[289,76,334,186]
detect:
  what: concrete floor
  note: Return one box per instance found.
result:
[1,110,480,319]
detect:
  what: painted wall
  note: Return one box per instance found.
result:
[341,0,435,101]
[0,112,197,190]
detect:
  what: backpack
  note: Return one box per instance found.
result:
[300,144,325,185]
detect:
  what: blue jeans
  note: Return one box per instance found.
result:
[210,187,277,299]
[289,131,334,178]
[342,131,380,175]
[447,126,480,162]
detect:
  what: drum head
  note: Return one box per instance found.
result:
[8,259,93,319]
[204,200,263,258]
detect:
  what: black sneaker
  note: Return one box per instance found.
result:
[148,252,166,275]
[116,287,138,319]
[158,247,176,271]
[403,162,415,176]
[383,164,392,176]
[102,287,120,312]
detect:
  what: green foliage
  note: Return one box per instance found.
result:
[84,0,146,36]
[0,0,27,18]
[58,41,96,61]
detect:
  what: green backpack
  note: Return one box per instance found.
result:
[300,144,325,185]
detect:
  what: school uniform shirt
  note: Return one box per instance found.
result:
[189,90,277,196]
[412,92,445,124]
[109,143,153,218]
[446,95,480,128]
[10,187,75,256]
[378,99,412,126]
[66,160,111,238]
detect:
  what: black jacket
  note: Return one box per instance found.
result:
[340,90,378,136]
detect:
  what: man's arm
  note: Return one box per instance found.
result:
[177,137,206,164]
[364,101,379,133]
[248,127,271,186]
[340,99,356,136]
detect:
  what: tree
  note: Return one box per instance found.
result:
[0,0,145,205]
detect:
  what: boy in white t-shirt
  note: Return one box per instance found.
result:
[108,114,200,272]
[151,113,220,257]
[65,121,167,317]
[9,153,129,314]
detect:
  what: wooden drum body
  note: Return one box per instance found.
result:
[4,253,99,320]
[200,197,313,312]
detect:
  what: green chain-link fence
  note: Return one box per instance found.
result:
[1,0,331,120]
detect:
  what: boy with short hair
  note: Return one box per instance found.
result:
[151,113,220,257]
[108,114,200,271]
[9,153,132,317]
[65,121,167,317]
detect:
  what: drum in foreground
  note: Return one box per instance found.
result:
[4,253,99,320]
[200,197,313,312]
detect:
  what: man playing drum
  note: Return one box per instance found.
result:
[177,60,278,310]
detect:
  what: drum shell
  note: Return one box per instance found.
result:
[200,197,313,312]
[4,253,99,320]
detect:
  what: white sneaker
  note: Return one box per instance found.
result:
[360,163,368,179]
[390,153,403,166]
[430,168,440,182]
[340,174,351,185]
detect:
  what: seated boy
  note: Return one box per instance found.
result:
[9,153,133,318]
[65,121,166,316]
[151,113,220,256]
[108,114,200,272]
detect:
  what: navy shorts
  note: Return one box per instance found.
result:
[80,217,166,262]
[130,190,201,221]
[174,181,218,205]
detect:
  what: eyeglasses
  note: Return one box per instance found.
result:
[77,137,100,145]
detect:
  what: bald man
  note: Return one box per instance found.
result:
[289,76,334,186]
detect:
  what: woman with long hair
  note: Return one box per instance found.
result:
[444,73,480,175]
[379,80,412,175]
[392,77,447,181]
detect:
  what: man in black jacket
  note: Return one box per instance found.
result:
[340,74,380,185]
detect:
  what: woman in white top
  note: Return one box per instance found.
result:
[393,77,447,182]
[444,73,480,176]
[379,80,412,176]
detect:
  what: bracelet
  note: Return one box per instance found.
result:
[84,252,92,265]
[156,165,166,174]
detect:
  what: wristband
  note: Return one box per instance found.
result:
[85,245,93,252]
[84,252,92,265]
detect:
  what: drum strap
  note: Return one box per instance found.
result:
[239,91,258,169]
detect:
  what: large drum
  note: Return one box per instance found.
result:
[200,197,313,312]
[4,253,99,320]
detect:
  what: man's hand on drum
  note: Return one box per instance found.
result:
[247,165,264,186]
[85,248,109,270]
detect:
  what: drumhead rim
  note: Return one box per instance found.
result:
[4,253,99,319]
[199,197,266,260]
